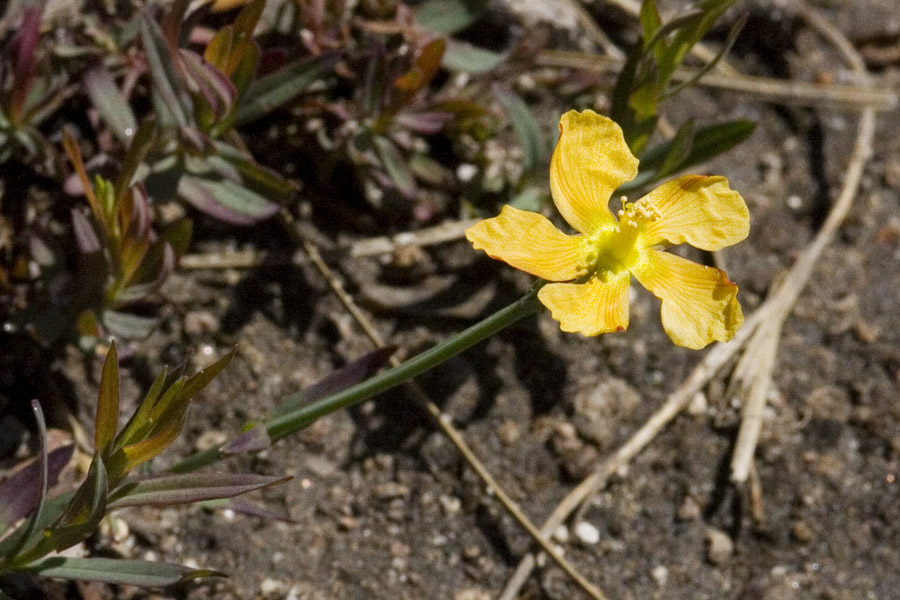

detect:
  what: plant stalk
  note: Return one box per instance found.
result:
[170,285,543,473]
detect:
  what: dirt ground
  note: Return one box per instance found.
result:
[5,0,900,599]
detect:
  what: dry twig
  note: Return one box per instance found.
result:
[729,4,877,483]
[537,50,897,111]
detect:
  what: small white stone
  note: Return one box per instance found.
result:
[787,195,803,210]
[552,525,570,543]
[573,521,600,545]
[651,565,669,586]
[456,163,478,182]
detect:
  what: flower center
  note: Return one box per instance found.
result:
[579,197,661,280]
[616,196,661,231]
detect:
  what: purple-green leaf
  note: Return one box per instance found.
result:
[234,54,338,126]
[178,174,279,225]
[95,343,120,453]
[272,347,395,417]
[19,557,224,587]
[140,16,191,129]
[0,445,74,530]
[84,67,138,145]
[108,472,289,509]
[220,423,270,455]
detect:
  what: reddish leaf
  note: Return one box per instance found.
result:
[108,472,289,508]
[394,38,446,94]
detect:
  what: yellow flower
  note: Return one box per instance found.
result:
[465,110,750,349]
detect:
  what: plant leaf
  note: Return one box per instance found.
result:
[140,16,192,129]
[108,472,289,508]
[177,349,235,404]
[234,54,338,126]
[414,0,486,34]
[220,423,270,455]
[83,67,137,145]
[18,557,224,587]
[272,347,395,417]
[441,40,504,73]
[495,87,546,172]
[617,119,755,194]
[101,310,159,339]
[0,445,74,533]
[1,402,51,560]
[34,455,108,557]
[177,173,280,225]
[372,135,417,196]
[95,342,120,454]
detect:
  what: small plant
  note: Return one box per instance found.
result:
[0,344,287,589]
[0,5,67,166]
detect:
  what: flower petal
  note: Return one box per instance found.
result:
[630,250,743,349]
[550,110,639,234]
[466,205,585,281]
[637,175,750,251]
[537,271,631,336]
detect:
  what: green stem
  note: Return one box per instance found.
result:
[170,285,543,473]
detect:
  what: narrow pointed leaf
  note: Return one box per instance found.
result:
[617,119,755,194]
[108,472,289,508]
[234,54,338,126]
[116,121,157,200]
[62,129,102,225]
[19,557,224,587]
[140,16,191,128]
[177,349,235,404]
[31,455,108,558]
[496,87,546,172]
[114,405,188,476]
[372,135,416,196]
[115,367,168,451]
[94,343,120,453]
[273,347,395,417]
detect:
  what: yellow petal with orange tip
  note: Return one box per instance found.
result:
[465,205,585,281]
[637,175,750,251]
[630,250,743,349]
[537,270,631,336]
[550,110,639,234]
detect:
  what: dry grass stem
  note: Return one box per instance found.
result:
[180,218,480,270]
[537,50,898,111]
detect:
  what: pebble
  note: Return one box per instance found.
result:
[496,419,521,445]
[183,310,219,335]
[572,376,641,448]
[676,496,702,522]
[373,482,410,499]
[706,528,734,565]
[455,590,490,600]
[573,521,600,545]
[552,525,570,544]
[792,521,814,544]
[193,430,227,452]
